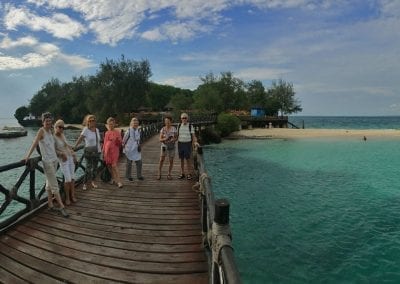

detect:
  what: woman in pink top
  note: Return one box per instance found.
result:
[103,117,123,188]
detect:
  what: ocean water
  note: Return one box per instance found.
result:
[0,118,81,221]
[204,133,400,283]
[2,116,400,283]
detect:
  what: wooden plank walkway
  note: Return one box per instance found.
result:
[0,135,208,283]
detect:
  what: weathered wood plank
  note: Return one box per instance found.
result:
[0,135,208,283]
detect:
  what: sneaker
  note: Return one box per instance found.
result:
[128,177,134,182]
[59,208,70,218]
[138,177,144,180]
[178,174,185,179]
[47,206,57,212]
[117,182,123,188]
[82,184,87,190]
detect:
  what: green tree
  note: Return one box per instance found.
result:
[14,106,30,122]
[216,113,241,137]
[267,79,302,116]
[246,80,266,107]
[170,91,193,111]
[194,72,247,112]
[89,56,152,121]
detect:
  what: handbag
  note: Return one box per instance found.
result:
[100,165,112,182]
[166,142,175,151]
[84,146,99,159]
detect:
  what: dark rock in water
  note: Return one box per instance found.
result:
[0,126,28,138]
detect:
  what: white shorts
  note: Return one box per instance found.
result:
[59,155,75,183]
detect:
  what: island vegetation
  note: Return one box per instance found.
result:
[14,55,302,138]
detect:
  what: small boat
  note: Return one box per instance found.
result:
[0,125,28,138]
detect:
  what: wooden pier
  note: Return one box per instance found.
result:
[0,135,208,283]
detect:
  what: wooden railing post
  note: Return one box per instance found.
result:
[211,199,241,284]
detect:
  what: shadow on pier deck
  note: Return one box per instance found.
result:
[0,135,208,283]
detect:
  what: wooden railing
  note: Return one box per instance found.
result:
[193,146,241,284]
[0,123,162,234]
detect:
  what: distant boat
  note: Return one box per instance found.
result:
[0,125,28,138]
[19,118,42,127]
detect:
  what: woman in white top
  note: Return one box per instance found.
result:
[54,119,77,205]
[74,114,101,190]
[24,112,69,218]
[122,117,144,181]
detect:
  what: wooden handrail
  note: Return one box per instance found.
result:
[194,146,241,284]
[0,122,163,234]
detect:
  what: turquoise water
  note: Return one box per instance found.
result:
[204,138,400,283]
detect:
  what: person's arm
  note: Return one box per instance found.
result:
[74,134,84,149]
[159,128,166,142]
[191,127,200,146]
[24,128,43,163]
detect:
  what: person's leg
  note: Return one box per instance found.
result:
[70,180,77,202]
[84,156,92,189]
[68,157,77,202]
[168,157,174,176]
[64,182,71,205]
[179,158,185,177]
[43,161,57,208]
[113,164,123,187]
[91,156,99,187]
[158,154,165,179]
[184,143,193,179]
[126,158,133,180]
[135,160,143,179]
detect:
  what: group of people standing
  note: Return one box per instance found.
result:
[157,112,199,180]
[23,111,198,218]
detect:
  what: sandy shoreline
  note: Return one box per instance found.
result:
[229,128,400,139]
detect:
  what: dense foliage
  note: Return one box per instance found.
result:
[14,57,302,124]
[216,113,241,137]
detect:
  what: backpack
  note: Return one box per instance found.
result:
[177,123,193,142]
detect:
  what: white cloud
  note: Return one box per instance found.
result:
[4,5,86,40]
[0,52,54,70]
[8,0,352,46]
[0,36,94,71]
[236,67,292,81]
[160,75,201,90]
[0,36,38,49]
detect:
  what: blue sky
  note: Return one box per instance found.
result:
[1,0,400,117]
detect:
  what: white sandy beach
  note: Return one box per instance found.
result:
[230,128,400,139]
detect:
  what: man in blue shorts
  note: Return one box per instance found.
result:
[177,113,199,180]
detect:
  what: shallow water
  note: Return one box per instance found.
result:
[204,138,400,283]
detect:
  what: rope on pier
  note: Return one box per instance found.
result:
[211,222,233,264]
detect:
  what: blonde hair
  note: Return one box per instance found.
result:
[83,114,96,126]
[54,119,64,129]
[106,117,115,124]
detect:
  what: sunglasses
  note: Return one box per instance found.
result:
[181,117,188,119]
[89,119,95,122]
[58,126,65,129]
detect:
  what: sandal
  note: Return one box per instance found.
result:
[167,174,172,180]
[187,174,193,180]
[117,182,123,188]
[178,174,185,179]
[91,182,98,189]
